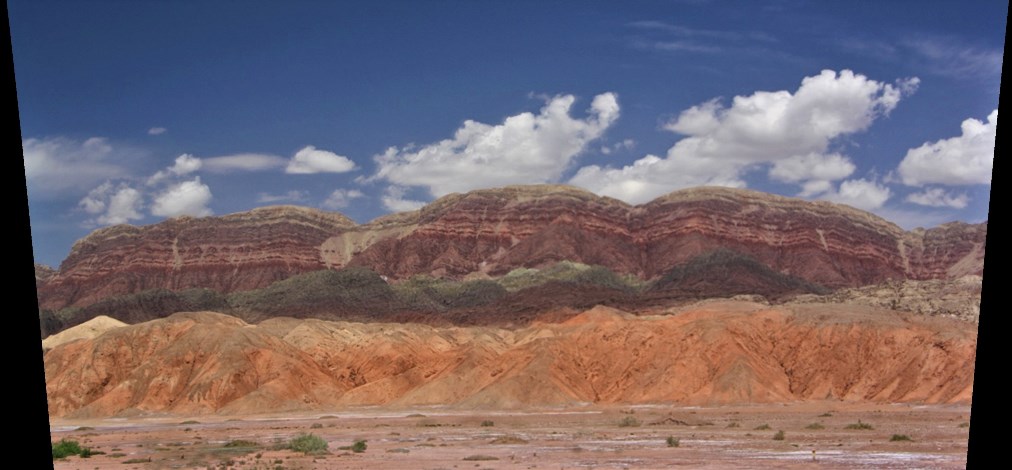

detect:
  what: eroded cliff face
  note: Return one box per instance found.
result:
[37,185,987,310]
[38,206,356,309]
[43,302,976,418]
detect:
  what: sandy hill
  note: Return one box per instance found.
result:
[41,315,127,352]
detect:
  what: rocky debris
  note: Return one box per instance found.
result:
[788,276,982,322]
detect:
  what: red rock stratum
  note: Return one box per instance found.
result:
[44,301,976,418]
[37,185,987,310]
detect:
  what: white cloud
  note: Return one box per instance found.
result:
[257,190,309,203]
[150,177,213,218]
[906,188,969,209]
[147,127,167,135]
[769,152,856,196]
[373,92,619,198]
[569,70,917,204]
[601,139,636,155]
[285,146,357,174]
[322,189,365,210]
[897,109,996,186]
[202,153,287,173]
[22,136,133,195]
[147,154,202,185]
[820,178,892,211]
[381,186,426,212]
[78,182,144,226]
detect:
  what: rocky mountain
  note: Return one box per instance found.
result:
[43,301,976,418]
[36,185,987,312]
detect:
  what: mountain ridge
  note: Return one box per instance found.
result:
[37,185,986,312]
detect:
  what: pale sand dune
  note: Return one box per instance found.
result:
[41,315,127,351]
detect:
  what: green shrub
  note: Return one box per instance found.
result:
[480,420,495,427]
[618,416,641,427]
[351,440,367,453]
[289,433,328,455]
[224,440,259,448]
[844,420,874,430]
[52,439,84,459]
[890,434,912,442]
[773,430,785,441]
[666,436,680,447]
[463,455,499,461]
[805,423,825,430]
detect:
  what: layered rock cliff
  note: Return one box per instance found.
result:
[37,185,987,311]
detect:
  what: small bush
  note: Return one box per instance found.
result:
[845,420,874,430]
[618,416,641,427]
[958,422,970,428]
[52,439,84,459]
[490,436,528,445]
[289,433,328,455]
[773,430,785,441]
[179,420,200,425]
[480,420,495,427]
[122,458,152,464]
[754,424,771,430]
[890,434,912,442]
[726,422,740,428]
[351,440,367,453]
[805,423,825,430]
[78,448,104,458]
[224,440,259,448]
[463,455,499,461]
[666,436,680,447]
[817,412,833,418]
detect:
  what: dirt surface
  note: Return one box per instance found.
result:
[49,402,970,469]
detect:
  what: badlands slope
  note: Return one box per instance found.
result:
[44,300,976,419]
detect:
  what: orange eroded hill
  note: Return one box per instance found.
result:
[43,301,976,418]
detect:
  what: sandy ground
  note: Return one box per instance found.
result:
[48,402,971,469]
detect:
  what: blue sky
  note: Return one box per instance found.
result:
[12,1,1004,267]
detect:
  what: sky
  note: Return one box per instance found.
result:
[11,1,1004,267]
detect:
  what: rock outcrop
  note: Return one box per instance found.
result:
[37,185,987,311]
[44,302,976,417]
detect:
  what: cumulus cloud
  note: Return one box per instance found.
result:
[373,92,619,198]
[78,182,144,226]
[150,177,213,218]
[257,190,309,203]
[202,153,287,173]
[147,154,202,185]
[769,153,856,196]
[569,70,917,204]
[147,127,167,135]
[820,178,892,211]
[381,186,426,212]
[322,189,365,209]
[897,109,996,186]
[23,136,133,195]
[906,187,969,209]
[285,146,357,174]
